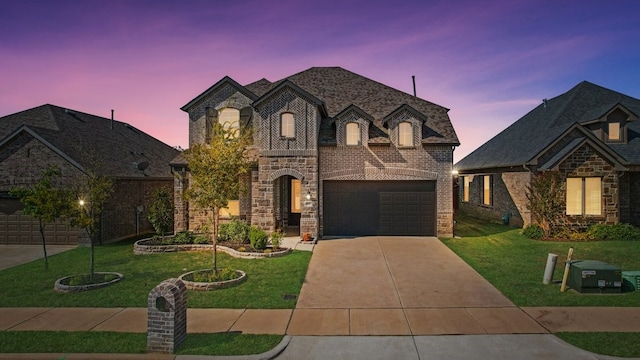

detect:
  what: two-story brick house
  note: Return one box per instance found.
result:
[172,67,459,238]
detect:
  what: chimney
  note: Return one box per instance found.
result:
[111,109,114,129]
[412,75,416,97]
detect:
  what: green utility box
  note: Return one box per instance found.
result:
[622,271,640,292]
[568,260,622,293]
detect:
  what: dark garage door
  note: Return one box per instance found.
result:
[0,198,79,245]
[323,181,436,236]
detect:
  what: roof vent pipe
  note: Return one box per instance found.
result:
[111,109,114,129]
[412,75,417,97]
[543,99,548,108]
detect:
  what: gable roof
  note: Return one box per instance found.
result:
[245,67,459,145]
[456,81,640,172]
[181,76,258,112]
[0,104,180,178]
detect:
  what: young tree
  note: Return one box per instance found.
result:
[9,166,72,270]
[68,169,113,282]
[148,188,173,237]
[526,171,566,238]
[184,121,251,275]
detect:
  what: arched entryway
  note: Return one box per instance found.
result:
[273,175,302,236]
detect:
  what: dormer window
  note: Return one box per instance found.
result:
[608,122,621,141]
[346,122,361,145]
[398,122,414,147]
[281,112,295,138]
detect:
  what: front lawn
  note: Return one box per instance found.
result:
[0,237,311,308]
[442,214,640,307]
[0,331,283,356]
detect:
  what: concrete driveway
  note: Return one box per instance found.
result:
[288,236,546,335]
[0,245,76,270]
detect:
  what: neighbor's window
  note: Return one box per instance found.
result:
[608,122,621,141]
[219,108,240,137]
[398,122,413,147]
[566,177,601,216]
[463,176,470,202]
[483,175,491,206]
[346,122,361,145]
[281,112,295,138]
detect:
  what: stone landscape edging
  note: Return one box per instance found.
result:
[133,237,292,258]
[178,269,247,291]
[54,272,124,293]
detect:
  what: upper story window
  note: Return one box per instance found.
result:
[398,122,413,147]
[346,122,361,145]
[281,112,295,138]
[219,108,240,137]
[608,122,621,141]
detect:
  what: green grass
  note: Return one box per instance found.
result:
[442,214,640,307]
[0,238,311,308]
[444,213,640,358]
[0,331,282,355]
[556,332,640,358]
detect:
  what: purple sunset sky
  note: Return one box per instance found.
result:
[1,0,639,162]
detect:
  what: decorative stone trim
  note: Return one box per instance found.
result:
[54,272,123,293]
[179,269,247,291]
[133,238,291,258]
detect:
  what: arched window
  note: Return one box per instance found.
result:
[281,112,295,138]
[346,122,360,145]
[398,122,413,147]
[219,108,240,137]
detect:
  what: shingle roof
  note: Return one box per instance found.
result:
[455,81,640,171]
[0,104,180,178]
[245,67,459,145]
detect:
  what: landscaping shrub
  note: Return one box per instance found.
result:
[249,226,268,250]
[587,223,640,241]
[270,230,284,249]
[194,235,210,244]
[522,224,544,239]
[219,218,250,244]
[174,230,196,244]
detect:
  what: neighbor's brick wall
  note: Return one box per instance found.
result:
[620,172,640,227]
[319,144,454,237]
[458,171,531,228]
[102,178,174,241]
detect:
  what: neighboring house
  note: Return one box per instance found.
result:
[0,104,180,245]
[455,81,640,230]
[172,67,459,238]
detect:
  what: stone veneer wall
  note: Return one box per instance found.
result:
[252,156,318,236]
[319,144,454,237]
[558,144,618,230]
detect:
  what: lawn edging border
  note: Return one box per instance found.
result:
[54,272,124,293]
[133,238,292,258]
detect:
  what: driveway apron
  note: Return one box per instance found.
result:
[291,236,545,336]
[296,236,513,309]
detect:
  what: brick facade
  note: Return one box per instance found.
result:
[176,69,458,238]
[0,132,174,244]
[458,171,530,227]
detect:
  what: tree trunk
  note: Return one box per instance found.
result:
[89,230,95,283]
[38,218,49,270]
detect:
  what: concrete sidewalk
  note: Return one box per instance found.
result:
[3,306,640,335]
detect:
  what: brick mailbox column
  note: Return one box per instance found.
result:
[147,278,187,353]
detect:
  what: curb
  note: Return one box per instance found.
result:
[175,335,291,360]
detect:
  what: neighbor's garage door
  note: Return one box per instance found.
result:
[323,181,436,236]
[0,198,79,245]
